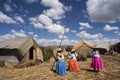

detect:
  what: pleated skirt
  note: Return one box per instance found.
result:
[68,60,80,72]
[56,60,66,75]
[91,57,104,69]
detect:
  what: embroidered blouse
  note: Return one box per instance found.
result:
[57,53,64,61]
[91,50,100,58]
[69,53,78,60]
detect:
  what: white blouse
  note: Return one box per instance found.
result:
[69,53,78,60]
[57,53,64,61]
[92,51,100,57]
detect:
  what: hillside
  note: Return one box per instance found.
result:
[0,54,120,80]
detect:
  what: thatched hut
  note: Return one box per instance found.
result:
[73,40,94,55]
[94,43,110,54]
[0,37,43,64]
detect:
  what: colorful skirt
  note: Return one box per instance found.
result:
[91,57,104,69]
[68,60,80,72]
[56,60,66,75]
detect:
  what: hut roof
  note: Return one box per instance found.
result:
[73,40,94,50]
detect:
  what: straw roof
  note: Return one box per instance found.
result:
[94,43,110,51]
[73,40,93,50]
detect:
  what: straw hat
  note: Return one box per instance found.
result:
[58,48,62,51]
[71,49,75,52]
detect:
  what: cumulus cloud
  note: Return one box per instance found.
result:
[41,0,63,8]
[103,25,119,31]
[115,31,120,36]
[0,29,27,42]
[41,0,72,20]
[0,11,25,24]
[71,30,77,33]
[43,8,65,20]
[30,22,44,29]
[37,38,78,46]
[34,34,38,37]
[30,14,53,27]
[0,11,16,24]
[79,22,92,30]
[47,24,68,35]
[23,0,38,3]
[76,31,103,40]
[4,3,12,12]
[0,34,15,42]
[58,35,67,39]
[14,16,25,24]
[28,32,34,35]
[87,0,120,22]
[75,31,119,45]
[11,29,27,37]
[29,0,71,35]
[29,14,69,35]
[38,14,53,26]
[30,15,69,36]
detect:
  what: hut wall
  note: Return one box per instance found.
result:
[0,49,20,63]
[36,48,43,61]
[20,51,29,63]
[76,46,92,55]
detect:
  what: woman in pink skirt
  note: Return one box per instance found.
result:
[90,49,104,72]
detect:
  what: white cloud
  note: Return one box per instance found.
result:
[41,0,63,9]
[64,6,72,11]
[38,14,53,26]
[43,8,65,20]
[30,22,44,29]
[0,29,27,42]
[34,34,38,37]
[87,0,120,22]
[29,14,69,35]
[30,14,53,27]
[58,35,67,39]
[47,24,67,35]
[0,11,16,24]
[79,22,92,30]
[115,31,120,36]
[41,0,71,20]
[28,32,34,35]
[0,29,38,43]
[11,29,27,37]
[0,34,15,42]
[23,0,38,3]
[29,0,71,35]
[14,16,25,24]
[103,25,119,31]
[71,30,77,33]
[4,3,12,12]
[37,38,78,46]
[76,31,103,40]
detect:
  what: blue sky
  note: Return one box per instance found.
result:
[0,0,120,46]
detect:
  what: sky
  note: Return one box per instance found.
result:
[0,0,120,46]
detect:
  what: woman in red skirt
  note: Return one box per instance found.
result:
[91,49,104,72]
[68,49,80,72]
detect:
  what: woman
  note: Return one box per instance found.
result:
[56,48,66,75]
[68,49,80,72]
[91,49,104,72]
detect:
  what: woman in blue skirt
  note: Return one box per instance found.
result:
[56,48,66,75]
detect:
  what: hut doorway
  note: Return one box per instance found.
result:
[29,47,34,60]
